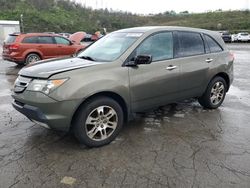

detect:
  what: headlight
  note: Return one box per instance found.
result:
[27,78,68,95]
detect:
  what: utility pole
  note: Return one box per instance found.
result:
[20,14,24,33]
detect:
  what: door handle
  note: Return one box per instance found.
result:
[206,58,213,63]
[166,65,177,70]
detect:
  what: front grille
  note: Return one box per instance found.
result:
[14,76,32,93]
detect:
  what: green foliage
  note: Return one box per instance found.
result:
[0,0,249,33]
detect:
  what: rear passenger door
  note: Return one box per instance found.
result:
[54,36,76,56]
[37,36,58,59]
[175,31,212,98]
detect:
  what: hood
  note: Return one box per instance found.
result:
[19,57,102,78]
[69,32,86,44]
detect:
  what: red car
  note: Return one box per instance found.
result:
[2,32,85,65]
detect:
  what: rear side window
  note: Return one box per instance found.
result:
[22,36,38,43]
[136,32,173,62]
[54,36,70,45]
[38,36,54,44]
[204,35,223,53]
[176,31,205,57]
[5,35,17,43]
[241,33,249,36]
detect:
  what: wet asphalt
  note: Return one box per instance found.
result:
[0,44,250,188]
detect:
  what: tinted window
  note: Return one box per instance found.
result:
[22,36,38,43]
[241,33,249,36]
[176,32,205,57]
[204,35,223,53]
[55,37,70,45]
[136,32,173,61]
[38,36,54,44]
[6,35,17,43]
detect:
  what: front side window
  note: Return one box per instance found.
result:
[176,31,205,57]
[38,36,54,44]
[22,36,38,43]
[204,34,223,53]
[55,37,70,45]
[78,32,141,62]
[135,32,173,62]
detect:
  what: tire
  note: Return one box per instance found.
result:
[25,53,41,65]
[73,96,124,147]
[198,77,227,109]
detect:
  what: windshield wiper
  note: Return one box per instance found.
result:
[78,56,96,61]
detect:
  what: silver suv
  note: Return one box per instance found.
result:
[12,26,234,147]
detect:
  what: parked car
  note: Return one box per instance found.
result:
[237,32,250,42]
[12,26,234,147]
[2,32,85,65]
[80,32,103,47]
[80,34,95,46]
[58,32,71,38]
[221,31,232,42]
[231,34,238,42]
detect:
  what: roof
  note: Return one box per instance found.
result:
[115,26,225,49]
[115,26,215,35]
[0,20,20,25]
[11,33,62,37]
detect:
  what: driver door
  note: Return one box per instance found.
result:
[128,32,181,112]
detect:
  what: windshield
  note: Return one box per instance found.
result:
[77,32,142,62]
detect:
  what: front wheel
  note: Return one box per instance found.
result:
[198,77,227,109]
[73,97,124,147]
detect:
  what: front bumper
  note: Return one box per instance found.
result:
[12,91,81,131]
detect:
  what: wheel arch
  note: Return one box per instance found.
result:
[70,91,129,131]
[25,51,42,60]
[211,72,230,92]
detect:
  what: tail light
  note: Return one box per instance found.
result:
[9,44,19,50]
[229,52,234,62]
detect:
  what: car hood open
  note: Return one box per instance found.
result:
[69,32,86,44]
[19,57,103,78]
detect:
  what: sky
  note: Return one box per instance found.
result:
[75,0,250,14]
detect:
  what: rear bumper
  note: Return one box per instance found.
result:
[2,52,24,63]
[222,38,231,42]
[238,38,250,42]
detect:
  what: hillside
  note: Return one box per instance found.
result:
[0,0,249,33]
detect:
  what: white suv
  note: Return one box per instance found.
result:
[237,32,250,42]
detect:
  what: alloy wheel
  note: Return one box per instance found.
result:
[210,81,225,105]
[85,105,118,141]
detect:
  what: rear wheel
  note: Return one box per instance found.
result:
[198,77,227,109]
[25,53,41,65]
[73,96,124,147]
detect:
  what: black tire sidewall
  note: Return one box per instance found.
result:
[201,77,227,109]
[74,97,124,147]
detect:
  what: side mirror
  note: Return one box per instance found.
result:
[127,55,152,66]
